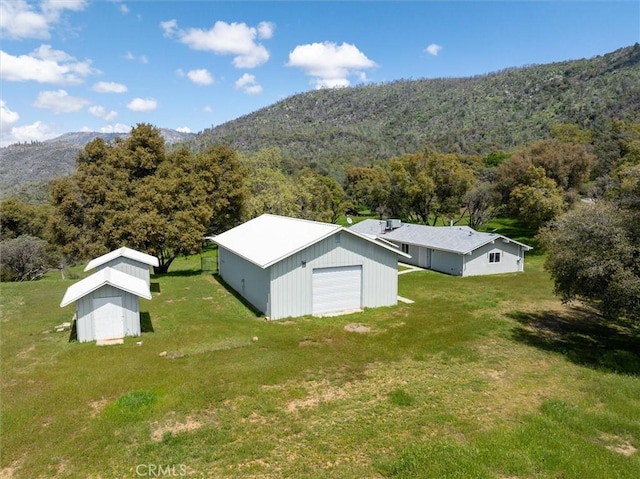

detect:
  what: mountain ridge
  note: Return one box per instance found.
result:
[1,44,639,199]
[0,129,194,200]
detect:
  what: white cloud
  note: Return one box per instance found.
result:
[92,81,127,93]
[203,105,213,113]
[127,97,157,112]
[1,45,98,85]
[88,105,117,121]
[100,123,130,133]
[0,0,87,40]
[425,44,443,56]
[163,19,272,68]
[0,120,58,147]
[176,126,191,133]
[234,73,262,94]
[287,42,376,89]
[160,19,178,37]
[187,69,214,86]
[0,0,48,39]
[123,51,148,63]
[0,100,20,128]
[257,21,275,40]
[34,89,90,113]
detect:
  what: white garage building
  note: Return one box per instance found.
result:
[213,214,410,320]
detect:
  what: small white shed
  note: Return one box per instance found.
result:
[350,219,532,277]
[213,214,410,320]
[60,267,152,343]
[84,247,159,286]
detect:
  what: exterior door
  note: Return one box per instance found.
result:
[93,296,125,340]
[418,248,431,268]
[312,266,362,316]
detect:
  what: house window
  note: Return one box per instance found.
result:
[489,252,501,263]
[402,244,409,254]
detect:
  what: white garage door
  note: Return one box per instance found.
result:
[312,266,362,316]
[93,297,125,340]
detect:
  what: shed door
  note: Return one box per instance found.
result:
[312,266,362,316]
[93,297,125,340]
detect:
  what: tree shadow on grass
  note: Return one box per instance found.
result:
[212,274,264,318]
[509,306,640,375]
[153,270,202,278]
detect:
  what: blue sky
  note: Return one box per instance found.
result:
[1,0,638,146]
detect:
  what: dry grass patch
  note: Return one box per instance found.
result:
[150,414,204,442]
[599,432,637,457]
[88,399,108,418]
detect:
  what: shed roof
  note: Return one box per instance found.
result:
[350,219,532,255]
[60,267,152,307]
[212,214,409,269]
[84,247,159,272]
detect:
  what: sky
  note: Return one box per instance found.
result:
[1,0,639,147]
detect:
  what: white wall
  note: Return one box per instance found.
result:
[431,249,464,276]
[94,257,152,286]
[268,232,399,320]
[463,240,525,276]
[218,248,270,314]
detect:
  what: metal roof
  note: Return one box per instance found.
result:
[350,219,532,255]
[60,267,152,307]
[212,214,409,269]
[84,247,159,271]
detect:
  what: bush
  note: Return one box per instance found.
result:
[0,235,55,282]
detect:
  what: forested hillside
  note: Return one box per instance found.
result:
[1,45,638,198]
[189,44,640,177]
[0,129,194,200]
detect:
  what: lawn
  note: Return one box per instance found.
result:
[1,246,639,478]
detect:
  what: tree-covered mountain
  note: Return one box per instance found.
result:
[0,129,194,200]
[187,44,640,177]
[2,45,639,199]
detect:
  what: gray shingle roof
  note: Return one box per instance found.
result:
[349,219,532,255]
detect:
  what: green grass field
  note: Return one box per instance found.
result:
[1,245,639,478]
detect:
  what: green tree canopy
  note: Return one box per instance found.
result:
[0,197,51,241]
[48,124,246,273]
[540,201,640,322]
[384,149,475,225]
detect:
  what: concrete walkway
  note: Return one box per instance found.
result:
[398,263,426,275]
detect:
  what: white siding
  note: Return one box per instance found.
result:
[75,285,141,342]
[397,243,431,268]
[463,240,525,276]
[93,257,152,286]
[218,247,270,315]
[431,250,464,276]
[268,232,398,320]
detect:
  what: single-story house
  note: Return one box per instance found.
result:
[212,214,411,320]
[84,247,159,287]
[60,267,152,343]
[350,219,532,277]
